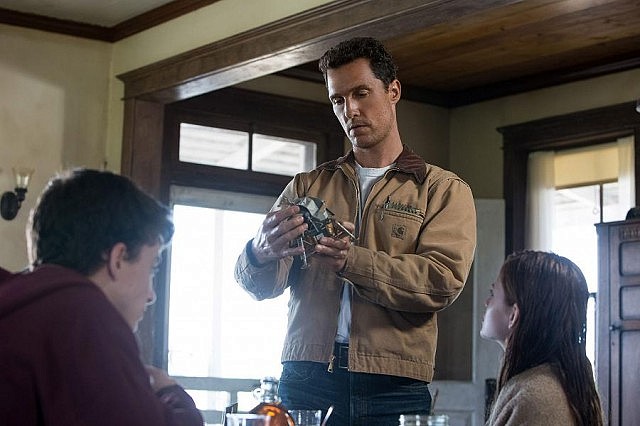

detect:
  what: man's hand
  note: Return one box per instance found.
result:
[251,205,308,265]
[313,221,356,273]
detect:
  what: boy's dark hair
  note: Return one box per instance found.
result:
[30,168,174,275]
[318,37,398,87]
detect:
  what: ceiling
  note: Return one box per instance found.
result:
[0,0,174,27]
[1,0,639,107]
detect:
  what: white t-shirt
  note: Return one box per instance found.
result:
[335,162,393,344]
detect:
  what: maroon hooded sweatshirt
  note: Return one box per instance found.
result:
[0,264,203,426]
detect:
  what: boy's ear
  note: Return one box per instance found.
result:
[106,242,128,280]
[508,303,520,329]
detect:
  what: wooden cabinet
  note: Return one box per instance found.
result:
[596,218,640,426]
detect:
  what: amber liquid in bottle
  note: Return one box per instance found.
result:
[249,377,295,426]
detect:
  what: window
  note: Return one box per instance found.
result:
[158,87,344,425]
[252,134,316,176]
[526,140,635,365]
[500,104,639,426]
[167,187,286,422]
[168,131,317,423]
[178,123,317,175]
[179,124,249,169]
[499,101,640,255]
[552,182,627,364]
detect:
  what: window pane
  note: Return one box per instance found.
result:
[179,123,249,170]
[553,185,600,294]
[168,203,288,380]
[552,183,625,368]
[252,134,316,176]
[602,181,626,222]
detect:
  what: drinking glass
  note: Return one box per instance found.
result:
[288,409,322,426]
[426,414,449,426]
[399,414,450,426]
[225,413,271,426]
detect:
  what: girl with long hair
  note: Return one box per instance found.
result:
[481,250,603,425]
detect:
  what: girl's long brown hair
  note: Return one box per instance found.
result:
[497,251,603,425]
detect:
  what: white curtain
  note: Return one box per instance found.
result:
[617,135,636,217]
[525,150,555,250]
[525,138,635,250]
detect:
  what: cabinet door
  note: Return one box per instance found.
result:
[597,220,640,426]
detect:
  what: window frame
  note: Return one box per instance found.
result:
[161,87,344,200]
[499,101,640,256]
[151,86,344,368]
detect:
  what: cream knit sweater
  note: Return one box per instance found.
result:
[487,363,576,425]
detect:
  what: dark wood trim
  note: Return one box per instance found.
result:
[0,0,217,42]
[175,87,342,135]
[498,101,640,256]
[121,99,165,198]
[116,0,521,103]
[121,98,166,364]
[0,7,112,41]
[111,0,219,41]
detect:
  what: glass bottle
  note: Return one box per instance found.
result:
[249,377,295,426]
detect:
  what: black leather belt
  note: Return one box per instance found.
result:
[333,342,349,369]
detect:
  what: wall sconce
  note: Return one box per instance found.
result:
[1,167,35,220]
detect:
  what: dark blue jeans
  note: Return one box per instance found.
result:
[278,361,432,426]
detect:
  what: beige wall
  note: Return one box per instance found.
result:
[0,24,111,270]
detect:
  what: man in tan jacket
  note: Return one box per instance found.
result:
[235,37,476,425]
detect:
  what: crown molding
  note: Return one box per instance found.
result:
[0,0,218,42]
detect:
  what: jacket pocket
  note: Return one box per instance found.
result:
[373,202,424,253]
[375,197,425,223]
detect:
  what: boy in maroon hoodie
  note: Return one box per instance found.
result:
[0,169,203,426]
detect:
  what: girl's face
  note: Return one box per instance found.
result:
[480,275,517,349]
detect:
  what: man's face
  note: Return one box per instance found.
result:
[326,58,399,150]
[112,242,161,331]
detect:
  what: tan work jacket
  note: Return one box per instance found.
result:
[235,145,476,382]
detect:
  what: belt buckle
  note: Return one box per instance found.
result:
[337,344,349,369]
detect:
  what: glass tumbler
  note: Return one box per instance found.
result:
[399,414,450,426]
[225,413,272,426]
[288,409,322,426]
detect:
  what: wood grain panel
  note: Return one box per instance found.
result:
[389,0,640,89]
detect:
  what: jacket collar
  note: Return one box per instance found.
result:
[321,144,427,184]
